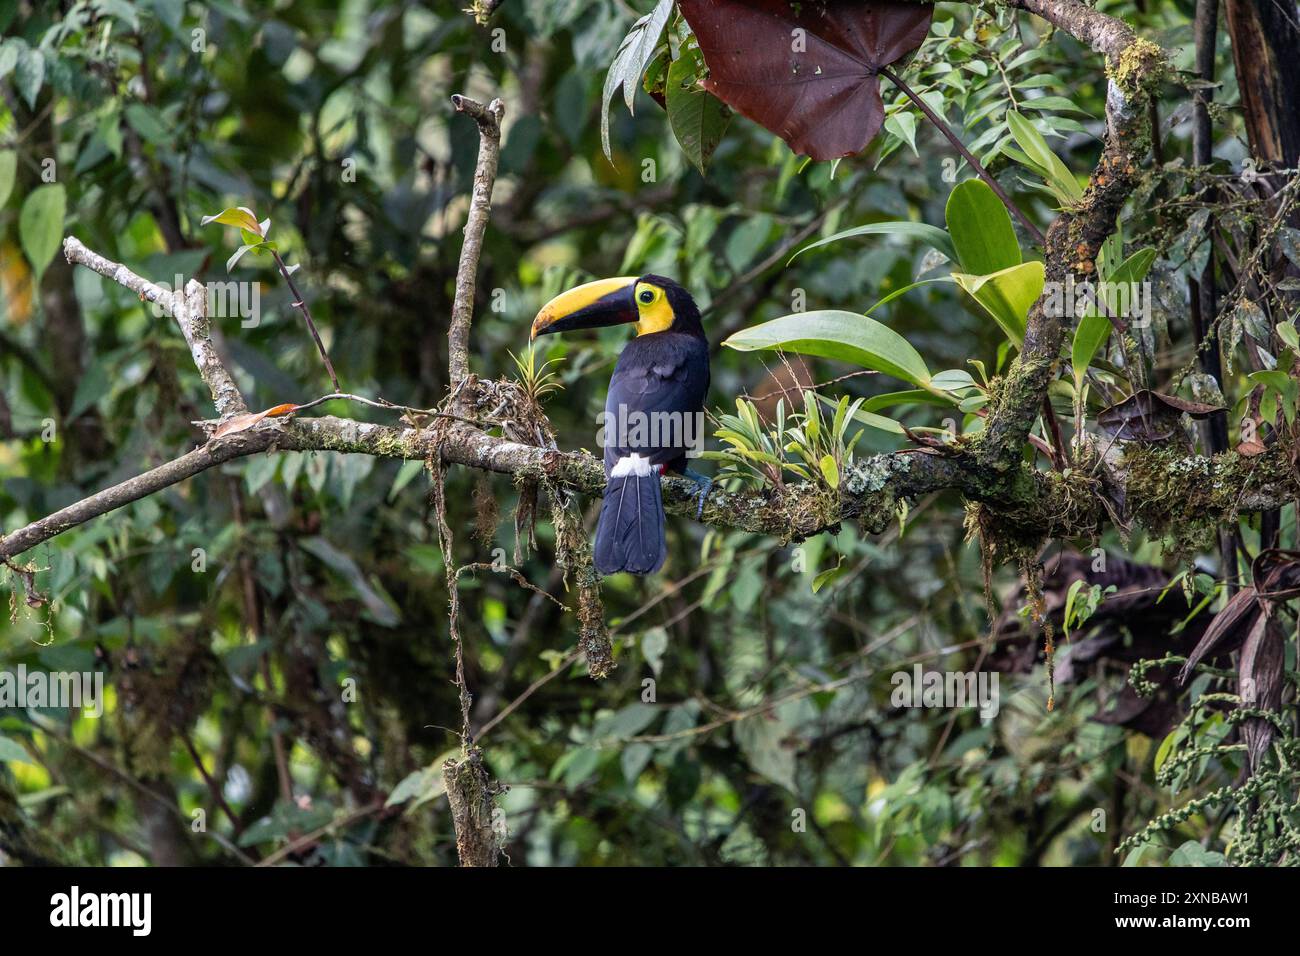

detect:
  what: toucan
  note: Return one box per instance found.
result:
[531,274,712,576]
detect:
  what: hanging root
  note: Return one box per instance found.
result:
[441,746,505,867]
[1019,557,1055,712]
[547,482,614,679]
[964,501,1055,710]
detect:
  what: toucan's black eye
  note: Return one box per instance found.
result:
[638,289,655,304]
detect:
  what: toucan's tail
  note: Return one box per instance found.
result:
[594,470,666,576]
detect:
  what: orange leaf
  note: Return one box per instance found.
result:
[211,403,300,439]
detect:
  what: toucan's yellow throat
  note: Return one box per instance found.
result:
[531,276,681,341]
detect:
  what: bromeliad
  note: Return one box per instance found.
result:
[531,275,712,575]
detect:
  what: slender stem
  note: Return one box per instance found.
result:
[447,94,504,393]
[270,248,341,393]
[880,65,1047,246]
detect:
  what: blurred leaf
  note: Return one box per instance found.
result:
[19,184,66,279]
[791,220,957,265]
[666,45,731,174]
[600,0,673,160]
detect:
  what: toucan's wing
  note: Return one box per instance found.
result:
[603,334,709,473]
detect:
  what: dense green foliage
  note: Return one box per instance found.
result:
[1,0,1297,866]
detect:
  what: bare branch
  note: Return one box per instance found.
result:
[447,94,505,389]
[62,236,248,419]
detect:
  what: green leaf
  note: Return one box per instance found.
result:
[124,103,170,145]
[945,179,1021,276]
[299,536,402,627]
[1071,312,1111,386]
[791,221,957,266]
[884,110,918,156]
[952,260,1045,347]
[816,394,908,433]
[666,47,731,174]
[1277,323,1300,354]
[14,47,44,109]
[1249,370,1298,424]
[723,310,932,387]
[733,715,796,792]
[226,242,266,272]
[600,0,673,160]
[1168,840,1227,867]
[1005,110,1083,203]
[0,150,15,209]
[19,183,66,280]
[812,559,848,593]
[1070,246,1156,380]
[0,39,22,80]
[818,453,839,489]
[201,206,264,236]
[859,389,954,412]
[0,735,32,764]
[930,369,977,393]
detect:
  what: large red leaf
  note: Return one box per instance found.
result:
[679,0,934,161]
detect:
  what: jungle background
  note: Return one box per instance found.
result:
[1,0,1299,867]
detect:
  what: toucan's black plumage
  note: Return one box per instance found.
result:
[531,274,710,576]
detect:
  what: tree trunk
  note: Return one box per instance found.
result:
[1223,0,1300,166]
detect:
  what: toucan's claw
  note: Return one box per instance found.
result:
[683,469,713,520]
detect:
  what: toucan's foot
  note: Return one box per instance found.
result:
[683,468,713,520]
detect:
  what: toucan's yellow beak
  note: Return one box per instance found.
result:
[530,276,639,341]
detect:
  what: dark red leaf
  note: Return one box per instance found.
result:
[1252,548,1300,600]
[1177,586,1260,685]
[1096,389,1223,443]
[1238,612,1284,772]
[679,0,934,161]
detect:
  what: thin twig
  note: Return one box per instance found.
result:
[880,65,1046,246]
[270,248,341,393]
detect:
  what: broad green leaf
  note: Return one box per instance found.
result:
[666,47,731,174]
[600,0,673,160]
[1103,247,1156,309]
[1071,312,1111,386]
[0,150,15,208]
[859,389,954,412]
[1071,247,1156,382]
[19,183,66,279]
[723,310,932,387]
[945,179,1021,276]
[1005,110,1083,203]
[930,369,977,392]
[792,222,957,266]
[952,260,1045,347]
[201,206,263,235]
